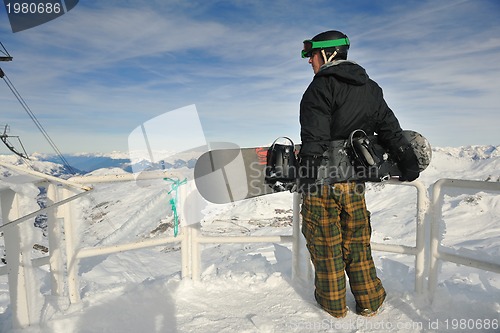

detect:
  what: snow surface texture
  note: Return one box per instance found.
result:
[0,145,499,332]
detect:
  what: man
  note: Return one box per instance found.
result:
[298,30,420,318]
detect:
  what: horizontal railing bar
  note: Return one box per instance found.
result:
[75,235,184,259]
[0,189,91,231]
[69,170,186,184]
[437,250,500,274]
[195,235,294,244]
[372,243,417,255]
[0,255,50,276]
[434,178,500,192]
[32,256,50,268]
[0,161,91,191]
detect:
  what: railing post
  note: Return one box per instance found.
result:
[191,224,202,281]
[61,187,81,303]
[413,180,428,295]
[46,184,65,297]
[428,179,444,296]
[292,192,311,281]
[291,192,300,281]
[178,181,205,281]
[178,184,192,280]
[181,225,191,279]
[1,189,35,328]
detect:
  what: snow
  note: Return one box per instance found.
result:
[0,146,499,332]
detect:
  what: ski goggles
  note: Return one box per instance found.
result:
[301,37,350,58]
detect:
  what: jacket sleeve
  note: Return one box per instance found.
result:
[298,77,333,157]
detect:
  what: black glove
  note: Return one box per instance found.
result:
[297,155,323,193]
[395,145,420,182]
[298,155,323,179]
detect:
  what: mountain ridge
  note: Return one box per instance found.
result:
[0,144,498,177]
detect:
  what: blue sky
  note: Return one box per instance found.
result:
[0,0,499,153]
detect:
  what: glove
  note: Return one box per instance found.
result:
[395,145,420,182]
[297,155,323,193]
[298,155,323,179]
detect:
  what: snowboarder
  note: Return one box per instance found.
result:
[298,30,420,317]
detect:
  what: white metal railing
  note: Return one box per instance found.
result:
[67,171,190,303]
[187,192,302,281]
[0,162,90,329]
[68,174,304,285]
[1,163,499,329]
[428,178,500,296]
[0,172,429,328]
[370,180,428,294]
[187,179,429,293]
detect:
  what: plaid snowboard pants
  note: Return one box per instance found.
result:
[301,183,386,317]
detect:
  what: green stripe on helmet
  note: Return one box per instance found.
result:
[302,37,350,58]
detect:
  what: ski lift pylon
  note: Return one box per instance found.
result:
[0,42,13,61]
[0,124,30,159]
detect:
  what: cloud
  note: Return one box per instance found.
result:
[0,0,499,153]
[340,0,500,145]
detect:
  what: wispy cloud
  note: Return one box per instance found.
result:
[0,0,499,153]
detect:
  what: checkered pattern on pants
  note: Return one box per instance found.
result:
[301,183,386,317]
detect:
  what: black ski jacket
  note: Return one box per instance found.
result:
[299,60,407,158]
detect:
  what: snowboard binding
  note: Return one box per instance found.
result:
[346,129,380,168]
[265,137,298,191]
[343,129,392,182]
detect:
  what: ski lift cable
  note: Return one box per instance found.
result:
[2,72,73,171]
[1,70,77,174]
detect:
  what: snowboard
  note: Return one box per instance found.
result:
[194,130,431,204]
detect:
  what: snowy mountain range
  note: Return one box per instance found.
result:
[0,144,499,332]
[27,151,199,175]
[2,144,498,176]
[0,150,201,178]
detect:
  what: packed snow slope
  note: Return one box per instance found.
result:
[0,145,499,332]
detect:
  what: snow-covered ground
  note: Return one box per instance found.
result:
[0,145,499,332]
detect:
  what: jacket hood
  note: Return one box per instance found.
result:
[315,60,368,86]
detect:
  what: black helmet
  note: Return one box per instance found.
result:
[302,30,349,60]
